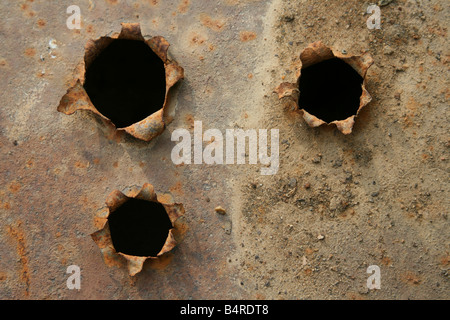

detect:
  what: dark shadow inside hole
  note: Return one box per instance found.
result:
[298,57,363,123]
[83,39,166,128]
[108,198,173,257]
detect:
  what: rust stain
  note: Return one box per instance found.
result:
[26,158,34,168]
[190,33,206,46]
[86,25,94,33]
[106,0,119,5]
[148,0,159,6]
[24,48,36,57]
[37,19,46,27]
[6,221,30,296]
[439,254,449,268]
[185,114,195,129]
[402,271,422,285]
[74,160,88,169]
[381,256,392,266]
[178,0,190,13]
[200,14,225,32]
[0,59,7,67]
[169,181,184,196]
[9,181,21,193]
[0,272,7,281]
[240,31,257,42]
[113,161,119,168]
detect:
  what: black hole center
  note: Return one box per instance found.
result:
[298,58,363,123]
[83,39,166,129]
[108,198,173,257]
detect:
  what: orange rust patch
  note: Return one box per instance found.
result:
[0,59,7,67]
[93,158,100,165]
[24,48,36,57]
[381,256,392,266]
[6,221,30,296]
[86,25,94,33]
[26,10,36,17]
[74,160,88,169]
[185,114,195,129]
[178,0,190,13]
[139,161,146,168]
[305,248,317,255]
[113,161,119,168]
[240,31,257,42]
[402,271,421,285]
[9,181,21,193]
[190,33,206,46]
[157,193,173,204]
[0,272,7,281]
[26,159,34,168]
[200,14,225,32]
[37,19,46,27]
[20,4,28,10]
[149,0,159,5]
[169,181,184,195]
[247,73,253,79]
[304,268,312,275]
[106,0,118,5]
[439,254,450,267]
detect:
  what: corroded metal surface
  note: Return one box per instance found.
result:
[276,41,373,135]
[91,183,185,276]
[58,23,184,142]
[1,0,449,301]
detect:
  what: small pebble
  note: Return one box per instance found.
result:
[215,206,226,215]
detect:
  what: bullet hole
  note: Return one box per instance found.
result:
[298,58,363,123]
[108,198,173,257]
[83,39,166,128]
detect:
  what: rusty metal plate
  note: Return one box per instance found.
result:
[0,0,449,300]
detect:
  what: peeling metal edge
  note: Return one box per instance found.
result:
[90,183,185,276]
[275,41,373,134]
[57,23,184,142]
